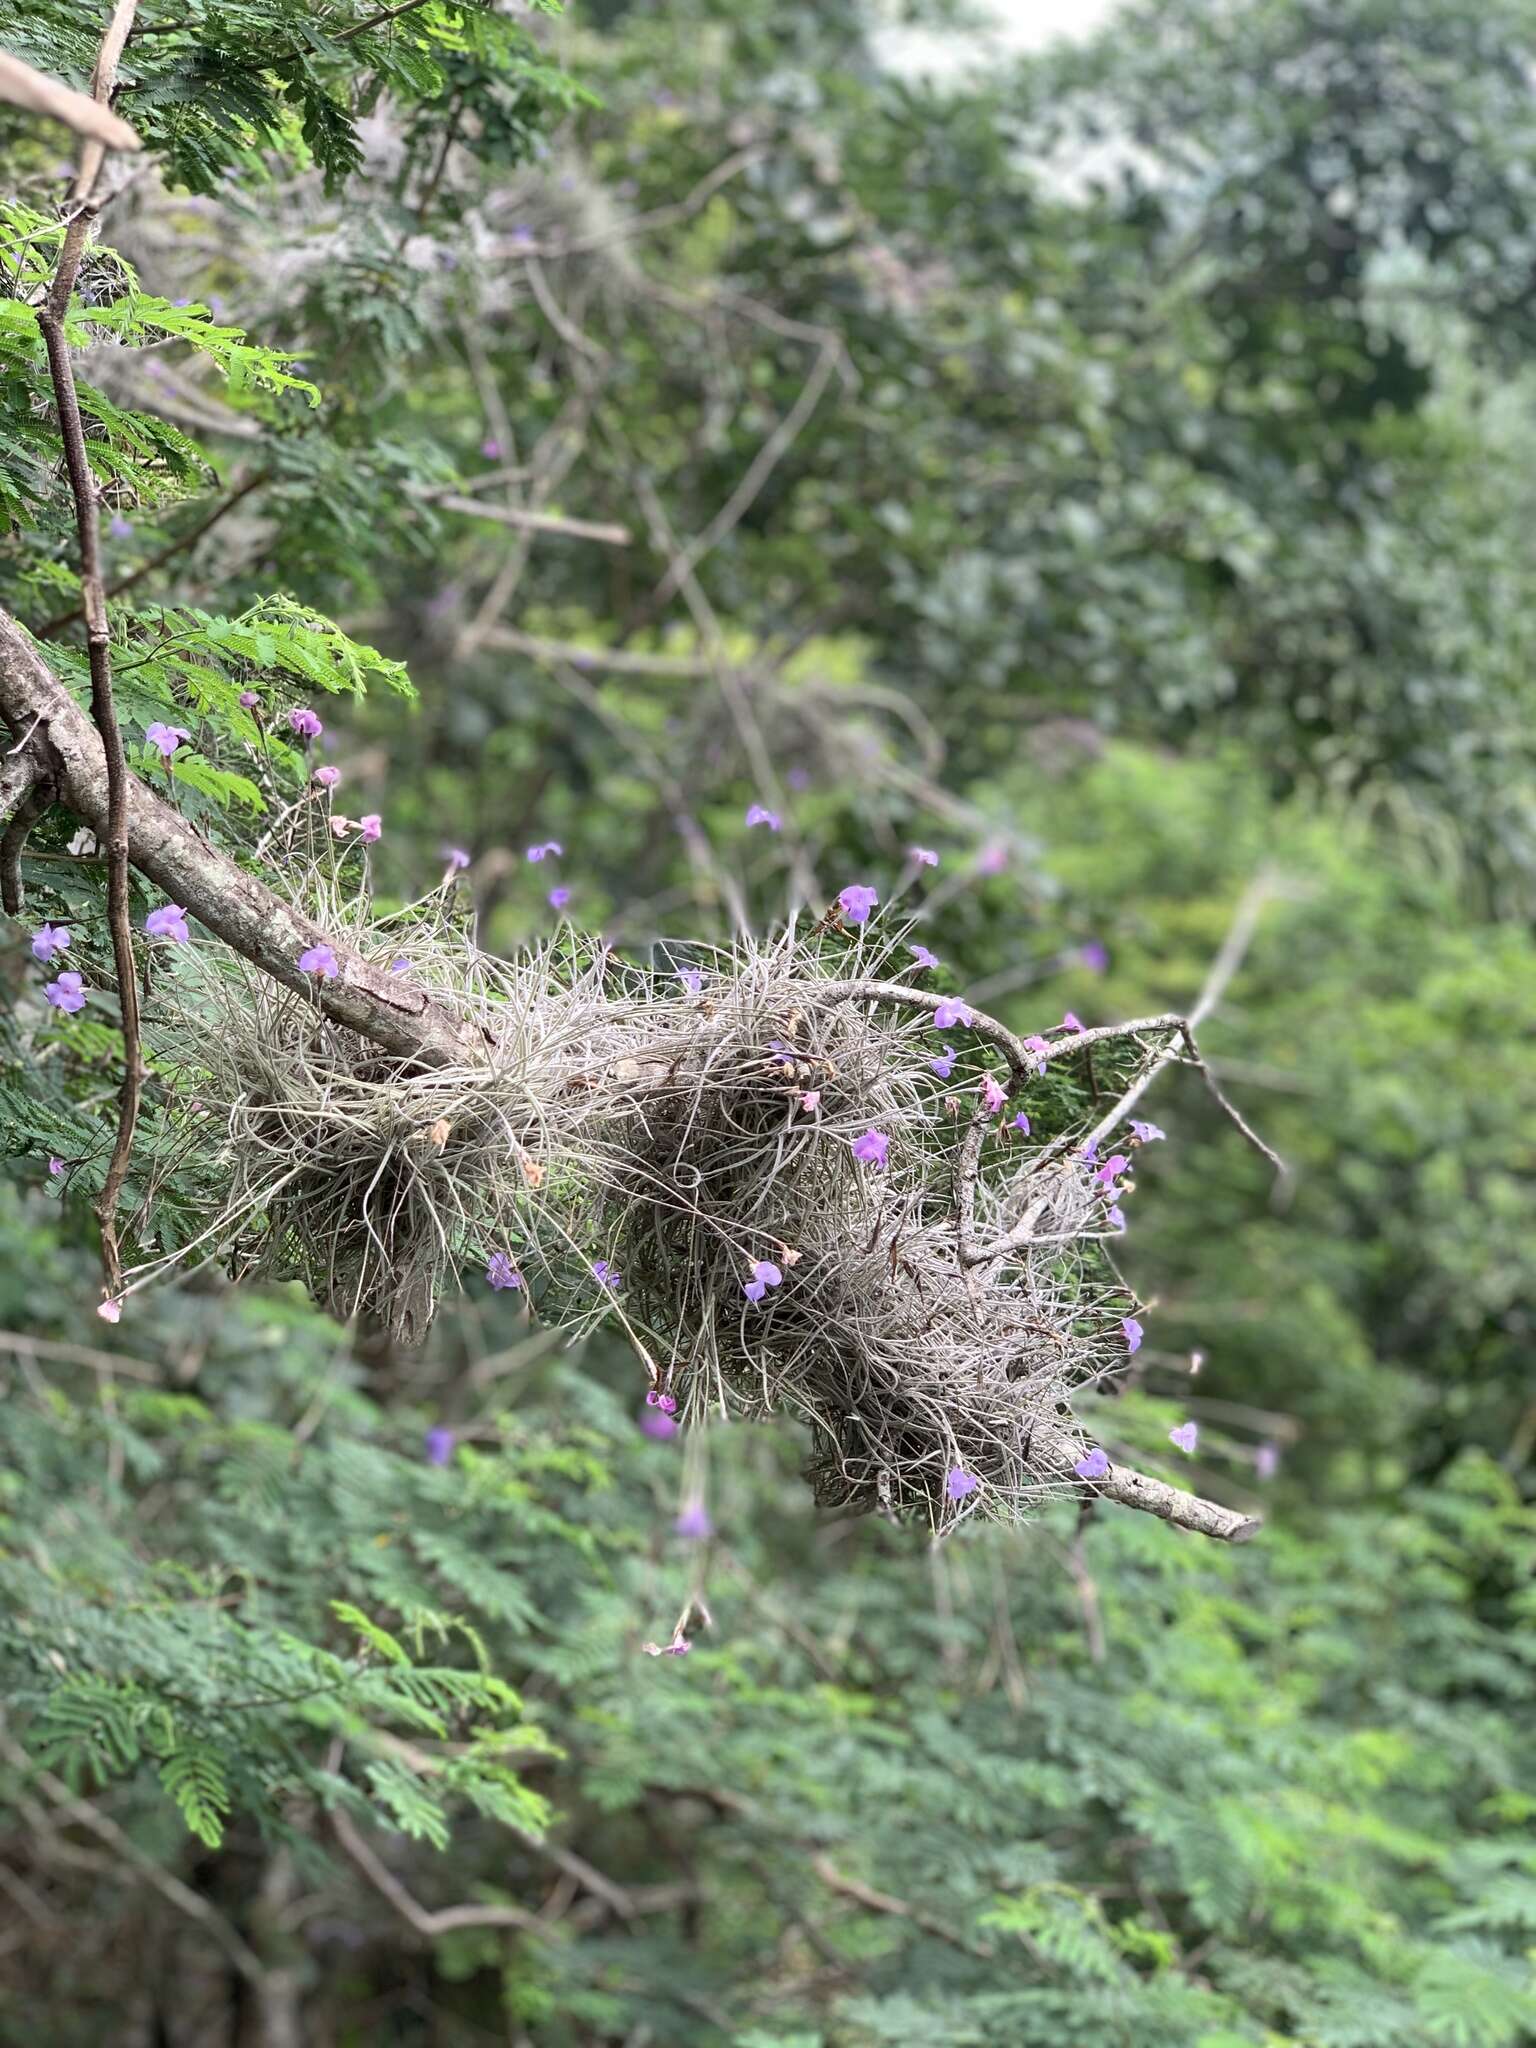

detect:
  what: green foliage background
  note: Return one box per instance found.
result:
[1,1,1534,2042]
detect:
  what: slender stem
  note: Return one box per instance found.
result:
[33,0,142,1301]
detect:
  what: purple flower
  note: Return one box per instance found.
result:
[1169,1421,1198,1455]
[1122,1316,1144,1355]
[288,707,323,739]
[800,1089,821,1112]
[47,1156,64,1177]
[108,513,133,540]
[238,689,261,709]
[674,1502,713,1540]
[97,1298,121,1324]
[646,1389,677,1413]
[445,847,470,872]
[645,1630,692,1656]
[980,1073,1007,1114]
[486,1252,522,1292]
[480,436,502,459]
[934,998,973,1030]
[975,840,1008,876]
[679,967,704,996]
[298,944,339,980]
[1255,1441,1280,1480]
[1129,1119,1166,1143]
[145,721,189,760]
[1080,1141,1099,1164]
[910,944,940,971]
[30,923,70,963]
[145,903,190,944]
[1106,1204,1126,1232]
[1061,1011,1084,1032]
[745,804,781,830]
[389,955,410,974]
[743,1258,783,1304]
[909,847,939,867]
[1012,1110,1032,1135]
[1023,1034,1050,1074]
[592,1258,621,1290]
[1080,940,1109,974]
[45,971,86,1013]
[360,814,382,843]
[425,1426,456,1467]
[945,1466,978,1502]
[1074,1447,1110,1481]
[838,884,879,926]
[930,1044,956,1080]
[548,886,572,909]
[1095,1154,1130,1188]
[526,841,563,863]
[851,1128,890,1169]
[639,1406,678,1440]
[313,765,341,790]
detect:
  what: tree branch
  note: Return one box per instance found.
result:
[330,1805,542,1939]
[0,607,482,1067]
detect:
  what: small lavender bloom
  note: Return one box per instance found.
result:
[742,1258,783,1304]
[1129,1119,1166,1143]
[425,1426,456,1467]
[1061,1010,1084,1032]
[45,971,86,1013]
[145,721,189,760]
[639,1406,678,1440]
[645,1389,677,1413]
[389,956,411,974]
[298,944,339,979]
[1013,1110,1032,1135]
[745,804,781,830]
[313,765,341,790]
[1122,1316,1144,1355]
[1074,1447,1110,1481]
[548,887,572,909]
[445,847,470,872]
[31,923,70,963]
[592,1258,621,1290]
[934,998,973,1030]
[1106,1204,1127,1232]
[946,1466,978,1502]
[486,1252,521,1291]
[980,1073,1007,1113]
[909,846,939,867]
[48,1156,64,1177]
[1169,1421,1198,1454]
[1080,940,1109,973]
[480,436,502,459]
[526,841,563,863]
[838,884,879,925]
[1095,1153,1129,1188]
[800,1089,821,1112]
[674,1502,713,1540]
[288,707,323,739]
[145,903,190,944]
[930,1044,956,1080]
[786,765,811,791]
[97,1298,122,1323]
[1255,1441,1281,1480]
[108,513,133,540]
[1080,1141,1099,1163]
[1023,1034,1050,1073]
[910,944,940,971]
[360,814,382,843]
[238,689,261,709]
[679,967,704,995]
[851,1128,890,1169]
[975,840,1008,876]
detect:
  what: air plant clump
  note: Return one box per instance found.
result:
[131,853,1258,1538]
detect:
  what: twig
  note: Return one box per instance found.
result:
[427,492,630,546]
[32,0,143,1300]
[810,1853,995,1960]
[0,762,52,914]
[0,1329,161,1383]
[330,1804,542,1939]
[37,469,271,638]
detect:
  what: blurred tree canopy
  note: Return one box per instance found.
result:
[2,1,1535,2043]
